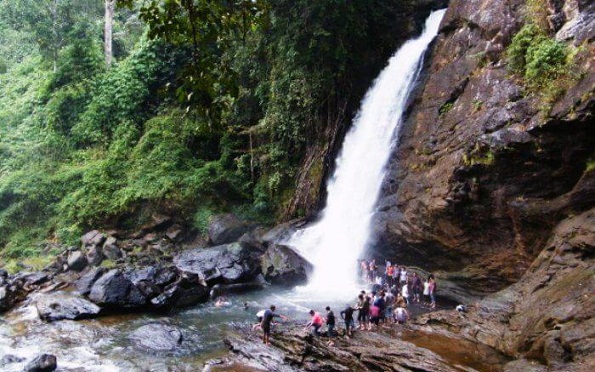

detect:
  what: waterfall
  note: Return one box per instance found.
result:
[287,9,446,297]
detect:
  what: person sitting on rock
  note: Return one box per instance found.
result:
[305,309,324,336]
[394,305,409,325]
[261,305,288,345]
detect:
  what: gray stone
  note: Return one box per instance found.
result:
[23,354,57,372]
[261,244,313,286]
[102,242,122,261]
[85,245,104,266]
[129,323,183,351]
[75,267,106,296]
[173,243,261,285]
[81,230,106,247]
[67,251,88,272]
[208,214,253,246]
[88,269,146,308]
[36,293,101,322]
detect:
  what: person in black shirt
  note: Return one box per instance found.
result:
[325,306,336,346]
[261,305,287,345]
[340,303,355,337]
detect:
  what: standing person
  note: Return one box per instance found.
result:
[392,265,400,286]
[373,292,386,325]
[340,303,355,338]
[305,309,324,336]
[384,290,395,324]
[386,264,395,287]
[325,306,336,346]
[360,259,368,281]
[261,305,288,345]
[400,266,408,285]
[369,259,377,282]
[411,272,422,303]
[423,278,431,305]
[429,275,437,309]
[402,280,410,306]
[355,294,367,330]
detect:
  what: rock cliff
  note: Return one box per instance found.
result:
[373,0,593,293]
[369,0,594,369]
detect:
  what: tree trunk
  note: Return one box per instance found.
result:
[104,0,116,67]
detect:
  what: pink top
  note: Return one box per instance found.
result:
[312,313,323,326]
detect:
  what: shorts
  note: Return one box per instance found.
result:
[370,317,380,325]
[358,311,369,322]
[345,319,355,330]
[327,324,335,337]
[262,323,271,336]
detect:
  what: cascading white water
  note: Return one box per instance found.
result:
[287,9,446,298]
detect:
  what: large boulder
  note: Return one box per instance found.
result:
[67,251,88,272]
[75,267,106,296]
[85,245,104,267]
[0,286,14,312]
[36,293,101,322]
[208,214,253,246]
[128,323,183,351]
[150,272,209,309]
[173,242,261,285]
[81,230,106,247]
[88,269,146,308]
[23,354,57,372]
[261,244,313,286]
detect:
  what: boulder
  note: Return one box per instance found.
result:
[208,214,253,246]
[261,244,313,286]
[36,293,101,322]
[67,251,88,272]
[85,245,104,267]
[129,323,182,351]
[75,267,106,296]
[88,269,146,308]
[174,243,261,285]
[0,354,24,367]
[0,286,14,312]
[102,238,122,261]
[81,230,106,247]
[23,354,57,372]
[150,272,209,309]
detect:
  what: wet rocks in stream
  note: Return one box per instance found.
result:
[23,354,57,372]
[128,323,183,352]
[35,293,101,322]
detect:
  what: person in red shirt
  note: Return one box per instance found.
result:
[305,309,324,336]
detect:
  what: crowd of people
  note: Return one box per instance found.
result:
[251,258,439,346]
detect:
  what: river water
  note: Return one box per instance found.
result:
[0,285,382,371]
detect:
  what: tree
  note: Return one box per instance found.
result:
[104,0,116,66]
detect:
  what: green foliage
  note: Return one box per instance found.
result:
[0,0,430,259]
[507,24,568,87]
[439,102,454,117]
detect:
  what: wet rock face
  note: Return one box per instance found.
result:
[261,244,313,286]
[374,0,594,295]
